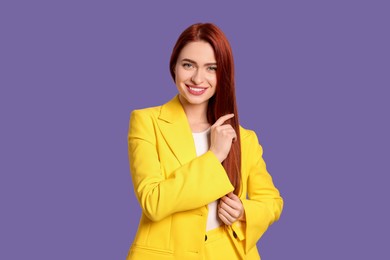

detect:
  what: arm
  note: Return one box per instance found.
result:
[128,110,234,222]
[232,131,284,253]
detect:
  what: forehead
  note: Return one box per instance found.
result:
[178,41,216,63]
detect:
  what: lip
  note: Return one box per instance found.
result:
[186,85,208,96]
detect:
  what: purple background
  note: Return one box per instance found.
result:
[1,0,389,259]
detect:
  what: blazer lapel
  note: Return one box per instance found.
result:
[157,95,197,165]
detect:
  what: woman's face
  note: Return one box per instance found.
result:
[174,41,217,108]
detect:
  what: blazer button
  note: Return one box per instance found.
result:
[233,231,237,239]
[205,235,208,241]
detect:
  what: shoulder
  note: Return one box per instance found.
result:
[130,95,183,124]
[239,125,266,162]
[239,125,260,144]
[128,105,163,138]
[130,105,162,119]
[129,101,168,128]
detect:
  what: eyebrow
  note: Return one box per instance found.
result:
[180,58,217,66]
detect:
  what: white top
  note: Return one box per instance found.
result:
[192,128,221,231]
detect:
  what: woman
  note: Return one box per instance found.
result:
[127,23,283,260]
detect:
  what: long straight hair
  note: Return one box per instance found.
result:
[169,23,241,195]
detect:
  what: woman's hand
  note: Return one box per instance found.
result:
[209,114,237,163]
[218,192,245,225]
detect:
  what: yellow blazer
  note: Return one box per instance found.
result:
[127,95,283,260]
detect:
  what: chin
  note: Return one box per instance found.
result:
[180,93,211,106]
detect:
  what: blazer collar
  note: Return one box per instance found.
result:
[159,95,187,123]
[157,95,197,165]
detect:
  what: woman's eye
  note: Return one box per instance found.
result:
[208,66,217,71]
[183,63,193,69]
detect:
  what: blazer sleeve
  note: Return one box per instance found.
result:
[232,131,283,253]
[128,110,234,222]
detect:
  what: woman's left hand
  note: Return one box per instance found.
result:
[218,192,245,225]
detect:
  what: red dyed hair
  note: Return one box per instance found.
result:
[169,23,242,194]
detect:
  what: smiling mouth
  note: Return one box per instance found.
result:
[186,85,207,95]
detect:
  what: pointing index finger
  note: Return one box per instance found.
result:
[213,114,234,127]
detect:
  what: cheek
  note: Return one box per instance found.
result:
[175,67,191,82]
[208,75,217,86]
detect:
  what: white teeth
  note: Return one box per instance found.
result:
[189,87,204,92]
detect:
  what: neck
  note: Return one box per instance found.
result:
[178,96,209,130]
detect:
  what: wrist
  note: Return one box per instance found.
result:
[209,149,225,163]
[238,210,246,222]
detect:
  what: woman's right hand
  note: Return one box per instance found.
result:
[209,114,237,163]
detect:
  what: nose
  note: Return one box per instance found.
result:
[191,69,204,85]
